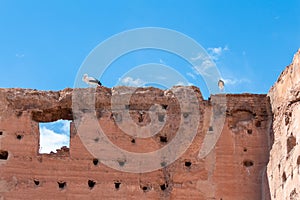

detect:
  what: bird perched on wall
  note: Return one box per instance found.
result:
[82,74,102,86]
[218,79,225,91]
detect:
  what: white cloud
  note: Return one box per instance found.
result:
[207,46,229,60]
[39,120,70,153]
[119,76,145,87]
[193,60,215,77]
[61,120,70,132]
[191,46,229,77]
[222,78,250,85]
[175,81,193,86]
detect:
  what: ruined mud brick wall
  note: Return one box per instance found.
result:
[0,85,272,200]
[267,49,300,199]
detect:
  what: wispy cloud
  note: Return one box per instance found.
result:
[119,76,145,87]
[222,78,250,85]
[39,120,70,153]
[191,53,215,77]
[207,46,229,60]
[15,53,25,58]
[175,81,193,86]
[186,72,196,79]
[190,46,229,77]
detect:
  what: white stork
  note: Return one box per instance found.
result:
[218,79,225,91]
[82,74,102,86]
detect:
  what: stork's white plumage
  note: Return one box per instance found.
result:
[82,74,102,86]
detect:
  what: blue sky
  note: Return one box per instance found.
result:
[39,120,70,153]
[0,1,299,98]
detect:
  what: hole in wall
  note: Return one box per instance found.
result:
[138,112,144,123]
[125,105,130,109]
[185,161,192,167]
[162,104,168,110]
[16,134,23,140]
[117,160,126,167]
[158,114,165,122]
[285,115,290,126]
[208,126,213,131]
[297,156,300,165]
[39,119,71,154]
[0,150,8,160]
[160,183,168,191]
[243,148,248,152]
[93,158,99,166]
[282,172,287,182]
[183,113,189,118]
[287,135,296,154]
[243,160,254,167]
[34,179,40,186]
[255,121,261,127]
[290,188,297,199]
[0,131,3,135]
[247,129,252,135]
[58,181,66,189]
[131,138,136,144]
[88,180,96,189]
[140,185,151,192]
[112,113,122,122]
[96,109,103,118]
[161,161,167,167]
[114,181,121,190]
[160,136,168,143]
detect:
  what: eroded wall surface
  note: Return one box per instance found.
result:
[0,86,272,199]
[267,49,300,200]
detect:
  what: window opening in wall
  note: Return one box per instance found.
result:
[39,119,71,154]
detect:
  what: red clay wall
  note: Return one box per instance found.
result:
[0,86,272,199]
